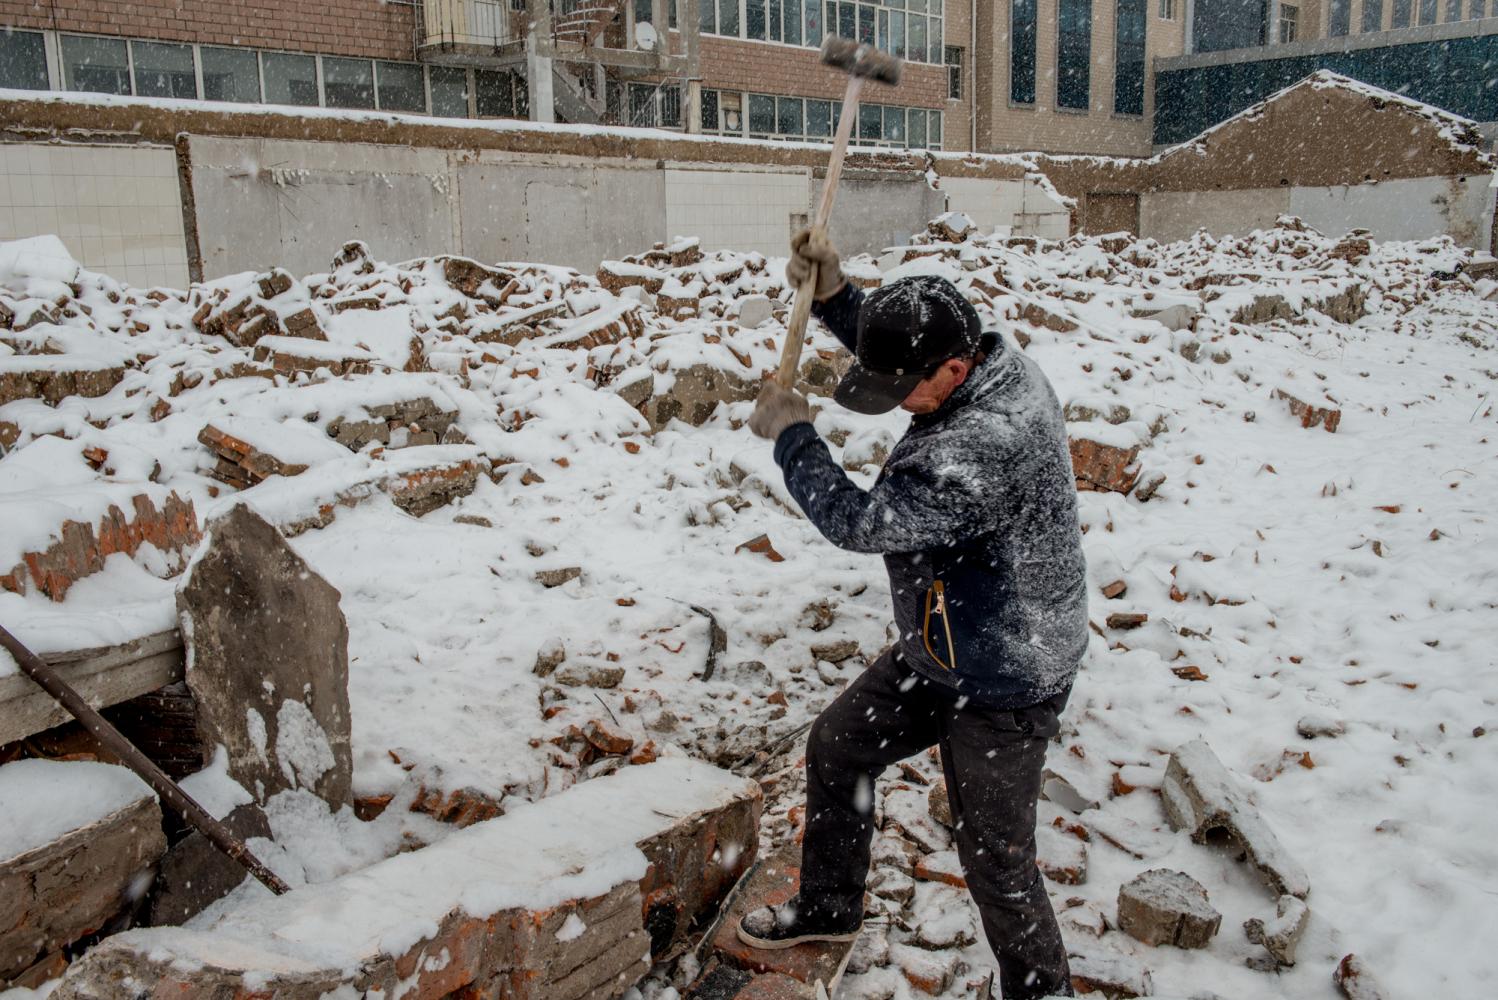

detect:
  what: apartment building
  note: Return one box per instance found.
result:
[0,0,1209,158]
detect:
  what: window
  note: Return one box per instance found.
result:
[701,88,720,130]
[1363,0,1384,28]
[930,110,941,148]
[1011,0,1037,104]
[701,0,718,32]
[1392,0,1412,26]
[476,69,526,117]
[1278,3,1298,41]
[132,41,196,99]
[377,61,425,112]
[720,0,740,36]
[908,106,927,147]
[1057,0,1092,110]
[1472,0,1486,16]
[858,102,881,140]
[883,105,905,143]
[1418,0,1437,20]
[262,51,318,106]
[770,0,784,41]
[1158,0,1175,16]
[747,0,768,39]
[1115,0,1145,115]
[0,29,49,91]
[62,35,130,95]
[1445,0,1461,19]
[945,46,962,100]
[1329,0,1351,34]
[323,57,374,109]
[430,66,469,117]
[748,93,775,133]
[777,95,804,135]
[807,98,832,137]
[201,46,259,102]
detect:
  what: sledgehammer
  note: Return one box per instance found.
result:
[774,36,902,388]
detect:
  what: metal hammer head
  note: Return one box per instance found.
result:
[820,35,903,86]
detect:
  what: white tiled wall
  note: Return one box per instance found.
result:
[0,143,190,289]
[664,166,811,259]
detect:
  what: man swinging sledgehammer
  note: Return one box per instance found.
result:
[738,230,1089,1000]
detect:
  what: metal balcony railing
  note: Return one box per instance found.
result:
[421,0,517,51]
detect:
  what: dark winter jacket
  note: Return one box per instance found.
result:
[772,283,1088,709]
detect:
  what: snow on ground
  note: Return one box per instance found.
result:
[1,219,1496,999]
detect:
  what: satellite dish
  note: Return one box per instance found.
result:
[635,22,658,50]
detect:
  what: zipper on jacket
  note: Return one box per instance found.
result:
[922,579,958,672]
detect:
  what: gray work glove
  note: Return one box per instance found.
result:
[749,381,812,441]
[787,228,848,302]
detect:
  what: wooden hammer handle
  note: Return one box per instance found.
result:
[776,75,864,389]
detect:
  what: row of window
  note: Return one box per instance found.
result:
[0,28,544,119]
[1012,0,1150,115]
[700,88,943,147]
[1328,0,1492,37]
[698,0,947,65]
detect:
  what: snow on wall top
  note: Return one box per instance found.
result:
[103,758,755,970]
[0,758,153,863]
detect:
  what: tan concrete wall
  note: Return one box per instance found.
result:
[664,164,811,256]
[1141,187,1293,241]
[981,0,1187,157]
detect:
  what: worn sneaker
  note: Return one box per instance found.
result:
[736,896,862,950]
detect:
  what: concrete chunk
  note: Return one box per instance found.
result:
[1244,894,1310,966]
[1159,739,1311,899]
[1117,868,1221,949]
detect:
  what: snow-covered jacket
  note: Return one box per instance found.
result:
[772,283,1088,708]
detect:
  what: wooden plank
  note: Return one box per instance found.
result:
[0,630,184,746]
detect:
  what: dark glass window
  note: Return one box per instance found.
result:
[946,46,962,100]
[747,0,768,39]
[807,98,832,136]
[377,61,425,113]
[891,11,906,59]
[0,29,46,90]
[1011,0,1037,104]
[1363,0,1384,28]
[1445,0,1461,19]
[720,0,740,34]
[883,105,905,143]
[777,96,803,134]
[262,51,317,106]
[804,1,821,46]
[1114,0,1145,115]
[430,66,469,117]
[1329,0,1351,34]
[477,69,526,117]
[62,35,130,95]
[323,57,374,109]
[1418,0,1437,21]
[202,46,260,103]
[132,41,196,99]
[0,29,48,91]
[908,107,927,148]
[770,0,784,41]
[701,88,720,130]
[748,93,775,133]
[700,0,717,32]
[930,109,941,147]
[858,101,881,140]
[787,0,804,44]
[839,2,856,38]
[1393,0,1412,26]
[1057,0,1092,110]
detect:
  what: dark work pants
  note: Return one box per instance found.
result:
[799,651,1072,1000]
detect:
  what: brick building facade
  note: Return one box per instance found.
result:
[0,0,1247,158]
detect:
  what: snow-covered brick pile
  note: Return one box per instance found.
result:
[0,759,165,987]
[48,758,758,1000]
[1,210,1495,998]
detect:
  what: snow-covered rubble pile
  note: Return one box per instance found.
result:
[2,215,1496,998]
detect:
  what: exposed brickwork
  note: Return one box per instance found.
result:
[1,491,201,601]
[1,793,166,985]
[0,0,416,61]
[698,35,948,111]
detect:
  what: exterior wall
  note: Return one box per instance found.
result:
[187,136,456,278]
[820,172,950,252]
[664,165,811,256]
[1141,186,1291,240]
[981,0,1188,156]
[697,35,949,110]
[0,0,416,60]
[0,143,187,287]
[940,174,1072,236]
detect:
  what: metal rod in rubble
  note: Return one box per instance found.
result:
[0,621,291,896]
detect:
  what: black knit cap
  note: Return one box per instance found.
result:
[833,275,983,415]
